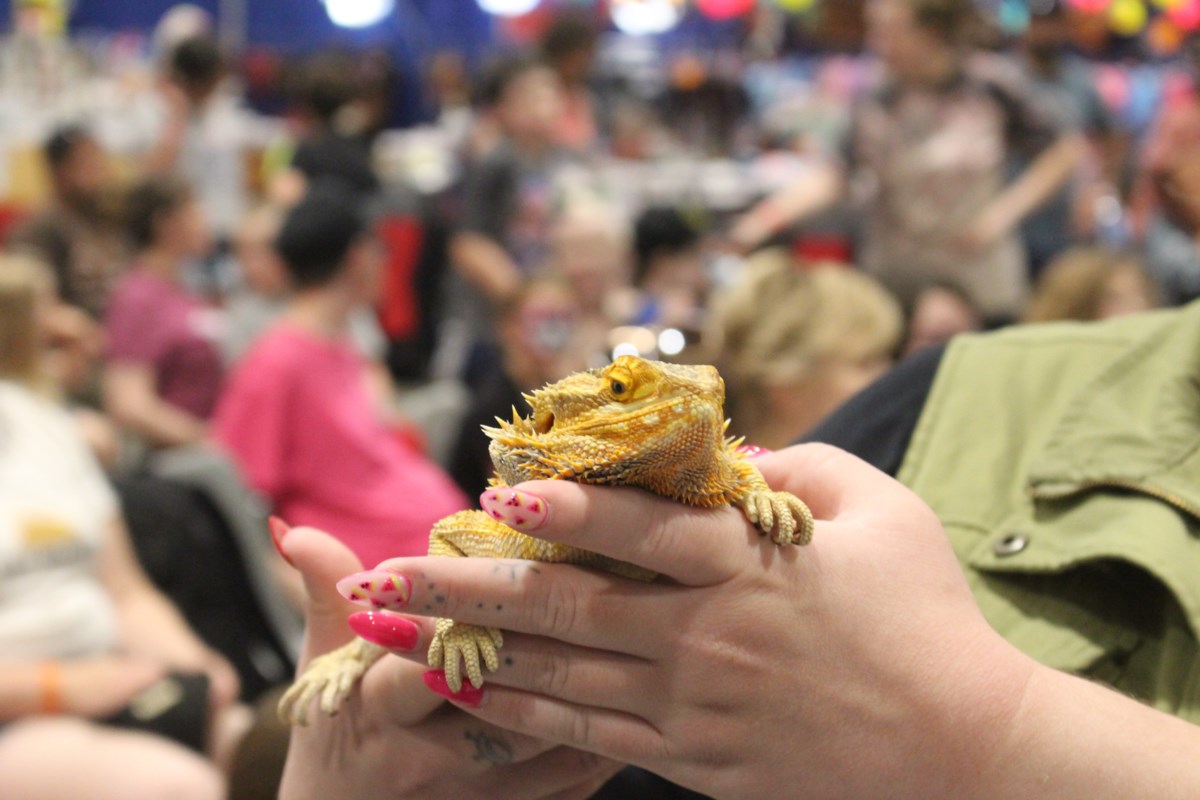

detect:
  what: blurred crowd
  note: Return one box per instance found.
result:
[1,0,1198,796]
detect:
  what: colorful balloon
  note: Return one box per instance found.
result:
[1108,0,1147,35]
[695,0,756,20]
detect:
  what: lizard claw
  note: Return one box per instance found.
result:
[428,619,504,692]
[741,491,814,546]
[278,639,384,726]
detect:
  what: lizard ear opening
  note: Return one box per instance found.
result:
[534,409,555,434]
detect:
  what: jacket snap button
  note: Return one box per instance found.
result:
[994,533,1029,557]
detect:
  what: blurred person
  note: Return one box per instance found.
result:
[7,125,129,319]
[708,250,903,448]
[1133,36,1200,304]
[627,206,710,335]
[213,188,467,569]
[1018,2,1122,274]
[1023,246,1160,324]
[547,199,634,363]
[220,204,290,367]
[280,51,381,199]
[146,33,249,255]
[103,176,220,449]
[447,275,589,497]
[450,55,570,309]
[899,278,984,358]
[540,10,604,153]
[730,0,1083,321]
[0,254,250,800]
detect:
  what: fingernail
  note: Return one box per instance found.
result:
[479,488,549,531]
[268,516,294,566]
[336,569,412,610]
[737,445,773,460]
[348,612,420,651]
[423,669,485,708]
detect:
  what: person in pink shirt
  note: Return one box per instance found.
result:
[213,189,467,566]
[104,177,221,448]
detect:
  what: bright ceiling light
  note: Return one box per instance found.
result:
[476,0,541,16]
[322,0,394,28]
[611,0,684,35]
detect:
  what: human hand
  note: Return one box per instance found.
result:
[276,525,622,800]
[350,445,1036,800]
[60,656,166,718]
[955,206,1011,255]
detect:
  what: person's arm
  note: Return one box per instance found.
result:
[97,517,240,706]
[341,445,1200,799]
[448,230,524,305]
[143,81,190,175]
[963,132,1086,251]
[0,659,165,721]
[102,362,208,447]
[727,160,844,252]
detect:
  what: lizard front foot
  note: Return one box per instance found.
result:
[428,618,504,693]
[741,491,815,546]
[278,638,383,726]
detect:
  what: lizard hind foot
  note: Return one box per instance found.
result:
[428,618,504,693]
[277,638,383,727]
[741,490,815,546]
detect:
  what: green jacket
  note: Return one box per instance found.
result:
[898,305,1200,722]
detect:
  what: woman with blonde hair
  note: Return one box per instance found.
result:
[0,255,250,800]
[1023,246,1161,324]
[709,249,904,448]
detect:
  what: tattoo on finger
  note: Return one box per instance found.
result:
[465,729,514,766]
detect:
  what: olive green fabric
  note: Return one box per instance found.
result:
[898,305,1200,722]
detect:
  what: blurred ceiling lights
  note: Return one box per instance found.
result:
[321,0,394,28]
[610,0,685,34]
[477,0,543,16]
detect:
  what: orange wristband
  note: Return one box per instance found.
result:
[38,661,63,715]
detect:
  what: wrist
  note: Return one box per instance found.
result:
[38,661,64,715]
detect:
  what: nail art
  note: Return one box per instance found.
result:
[348,612,420,651]
[337,569,413,610]
[268,516,294,566]
[479,488,549,531]
[423,669,485,708]
[736,445,774,460]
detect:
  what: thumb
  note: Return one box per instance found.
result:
[278,525,364,664]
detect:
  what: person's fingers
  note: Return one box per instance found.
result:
[756,443,935,527]
[486,745,624,799]
[443,682,663,768]
[278,525,363,661]
[487,481,767,585]
[349,558,677,657]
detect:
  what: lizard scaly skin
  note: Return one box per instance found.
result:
[279,356,813,724]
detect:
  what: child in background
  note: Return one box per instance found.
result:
[1023,246,1161,324]
[708,250,903,448]
[214,189,467,568]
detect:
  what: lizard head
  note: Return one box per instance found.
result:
[484,356,727,485]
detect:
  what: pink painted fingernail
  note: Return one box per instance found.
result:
[423,669,485,708]
[348,612,420,651]
[336,569,412,610]
[268,516,294,566]
[479,488,549,531]
[737,445,773,460]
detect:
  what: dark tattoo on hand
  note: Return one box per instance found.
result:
[465,729,514,765]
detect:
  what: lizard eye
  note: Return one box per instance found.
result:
[610,380,627,396]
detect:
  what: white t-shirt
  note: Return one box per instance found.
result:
[0,382,120,661]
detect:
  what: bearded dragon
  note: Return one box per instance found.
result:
[279,356,813,725]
